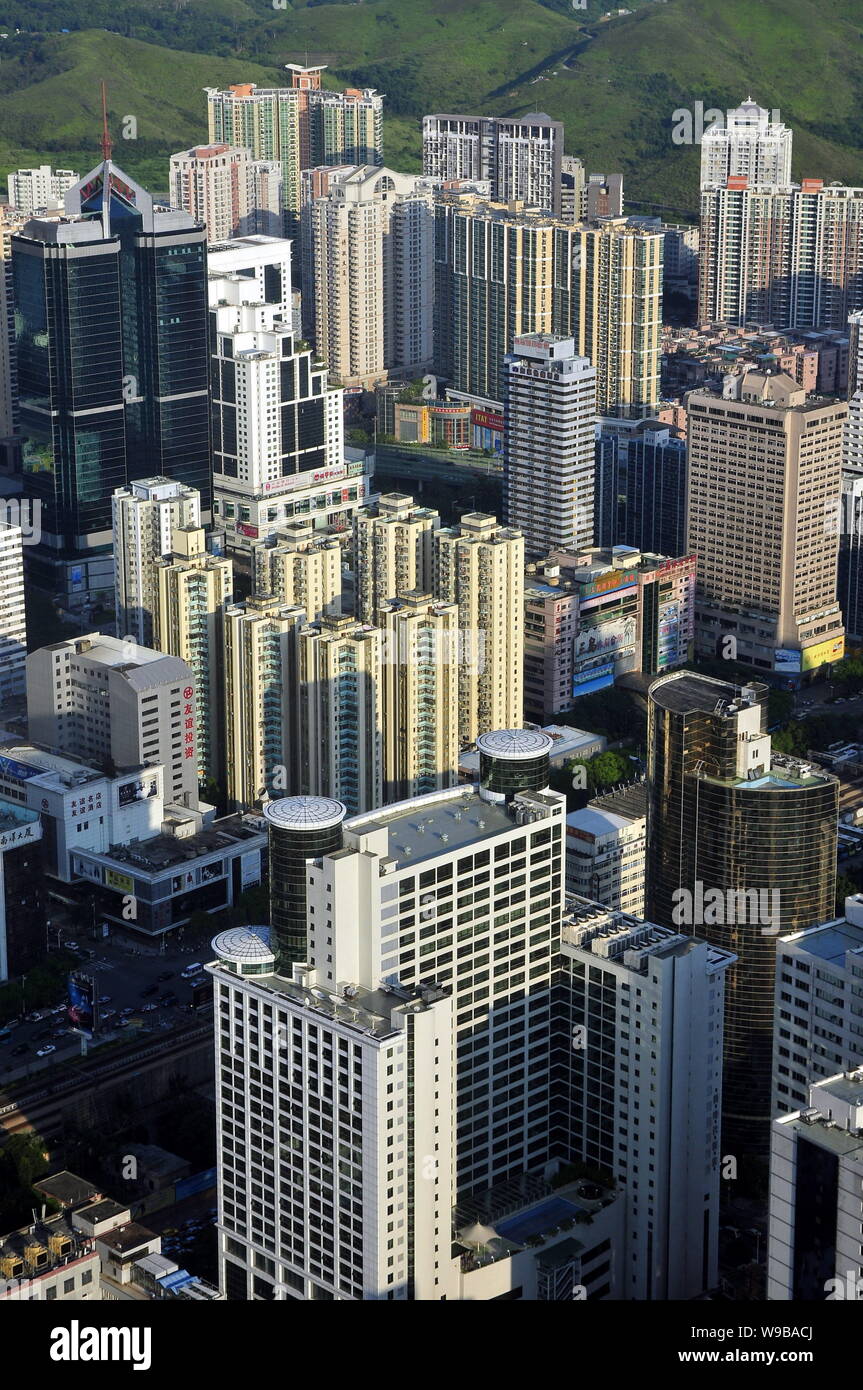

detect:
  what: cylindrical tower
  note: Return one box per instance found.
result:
[476,728,553,804]
[264,796,346,971]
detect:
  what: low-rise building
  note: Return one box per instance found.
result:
[565,785,646,916]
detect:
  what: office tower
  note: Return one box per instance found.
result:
[211,731,573,1300]
[422,113,563,215]
[686,371,846,674]
[845,309,863,472]
[434,192,565,408]
[253,523,343,622]
[503,334,596,559]
[155,529,233,786]
[206,67,383,236]
[7,164,78,214]
[698,180,863,329]
[308,166,434,388]
[353,493,440,622]
[767,1070,863,1301]
[522,569,581,721]
[0,523,26,700]
[772,899,863,1117]
[838,470,863,639]
[0,800,43,981]
[208,237,353,554]
[700,98,792,190]
[571,219,663,418]
[13,161,210,607]
[556,902,735,1299]
[169,145,283,242]
[378,593,460,802]
[264,795,348,970]
[295,616,384,816]
[594,426,688,557]
[223,597,305,811]
[646,670,838,1153]
[559,154,584,223]
[583,172,624,220]
[565,785,647,915]
[27,634,200,809]
[112,477,202,647]
[434,514,524,745]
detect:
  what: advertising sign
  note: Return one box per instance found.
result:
[105,868,135,894]
[774,648,802,674]
[575,615,637,662]
[67,973,97,1038]
[118,777,158,807]
[801,636,845,672]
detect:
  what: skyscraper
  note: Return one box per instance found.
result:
[646,670,838,1153]
[700,98,792,191]
[223,597,304,810]
[253,522,344,623]
[422,113,563,215]
[594,425,688,558]
[0,522,26,701]
[434,513,524,745]
[308,166,434,388]
[7,165,78,215]
[503,334,596,559]
[353,493,440,623]
[686,371,846,675]
[13,160,210,607]
[112,477,202,648]
[378,592,460,802]
[169,145,283,242]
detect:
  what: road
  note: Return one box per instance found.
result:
[0,929,214,1084]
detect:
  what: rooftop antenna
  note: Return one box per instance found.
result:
[100,80,113,163]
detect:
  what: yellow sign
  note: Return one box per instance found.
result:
[801,636,845,672]
[105,868,135,894]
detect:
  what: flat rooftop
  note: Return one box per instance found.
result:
[345,786,559,868]
[86,815,264,874]
[33,1171,102,1209]
[779,917,863,964]
[649,672,765,715]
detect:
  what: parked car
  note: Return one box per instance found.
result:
[64,941,79,952]
[36,1045,56,1057]
[98,995,112,1005]
[141,1003,158,1013]
[101,1008,117,1021]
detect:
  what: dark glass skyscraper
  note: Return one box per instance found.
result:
[12,161,210,608]
[646,671,837,1157]
[594,425,688,558]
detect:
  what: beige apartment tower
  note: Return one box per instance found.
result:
[353,493,440,622]
[434,513,524,745]
[155,529,233,786]
[223,597,305,810]
[253,523,344,623]
[687,370,846,675]
[378,592,460,802]
[295,615,383,816]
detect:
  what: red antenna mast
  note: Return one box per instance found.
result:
[100,81,113,162]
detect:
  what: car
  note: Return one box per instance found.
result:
[36,1045,56,1057]
[141,1003,158,1013]
[157,971,174,982]
[101,1008,117,1021]
[25,1010,44,1024]
[180,963,203,980]
[64,941,79,952]
[159,993,178,1007]
[98,995,111,1005]
[11,1043,29,1057]
[49,1005,65,1016]
[119,1007,134,1017]
[140,984,159,998]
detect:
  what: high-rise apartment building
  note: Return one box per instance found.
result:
[700,98,792,190]
[253,522,344,623]
[594,425,688,558]
[13,161,210,607]
[556,900,735,1299]
[646,670,838,1153]
[698,180,863,329]
[295,615,383,816]
[308,166,434,388]
[771,898,863,1118]
[112,477,203,648]
[155,529,233,786]
[434,513,524,745]
[378,593,460,802]
[223,597,305,811]
[0,523,27,701]
[206,67,383,236]
[353,493,440,622]
[767,1070,863,1301]
[26,634,200,809]
[7,164,78,215]
[686,371,846,675]
[208,237,356,553]
[565,785,647,916]
[838,469,863,639]
[503,334,597,558]
[169,145,282,242]
[422,113,563,215]
[570,219,663,418]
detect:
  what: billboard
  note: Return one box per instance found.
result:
[774,648,802,674]
[574,614,637,662]
[105,868,135,894]
[118,776,158,807]
[572,660,615,695]
[801,636,845,672]
[577,568,638,600]
[67,973,97,1037]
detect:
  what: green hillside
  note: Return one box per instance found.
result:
[0,0,861,211]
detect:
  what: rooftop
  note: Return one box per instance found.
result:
[33,1171,102,1209]
[82,814,264,875]
[649,670,767,715]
